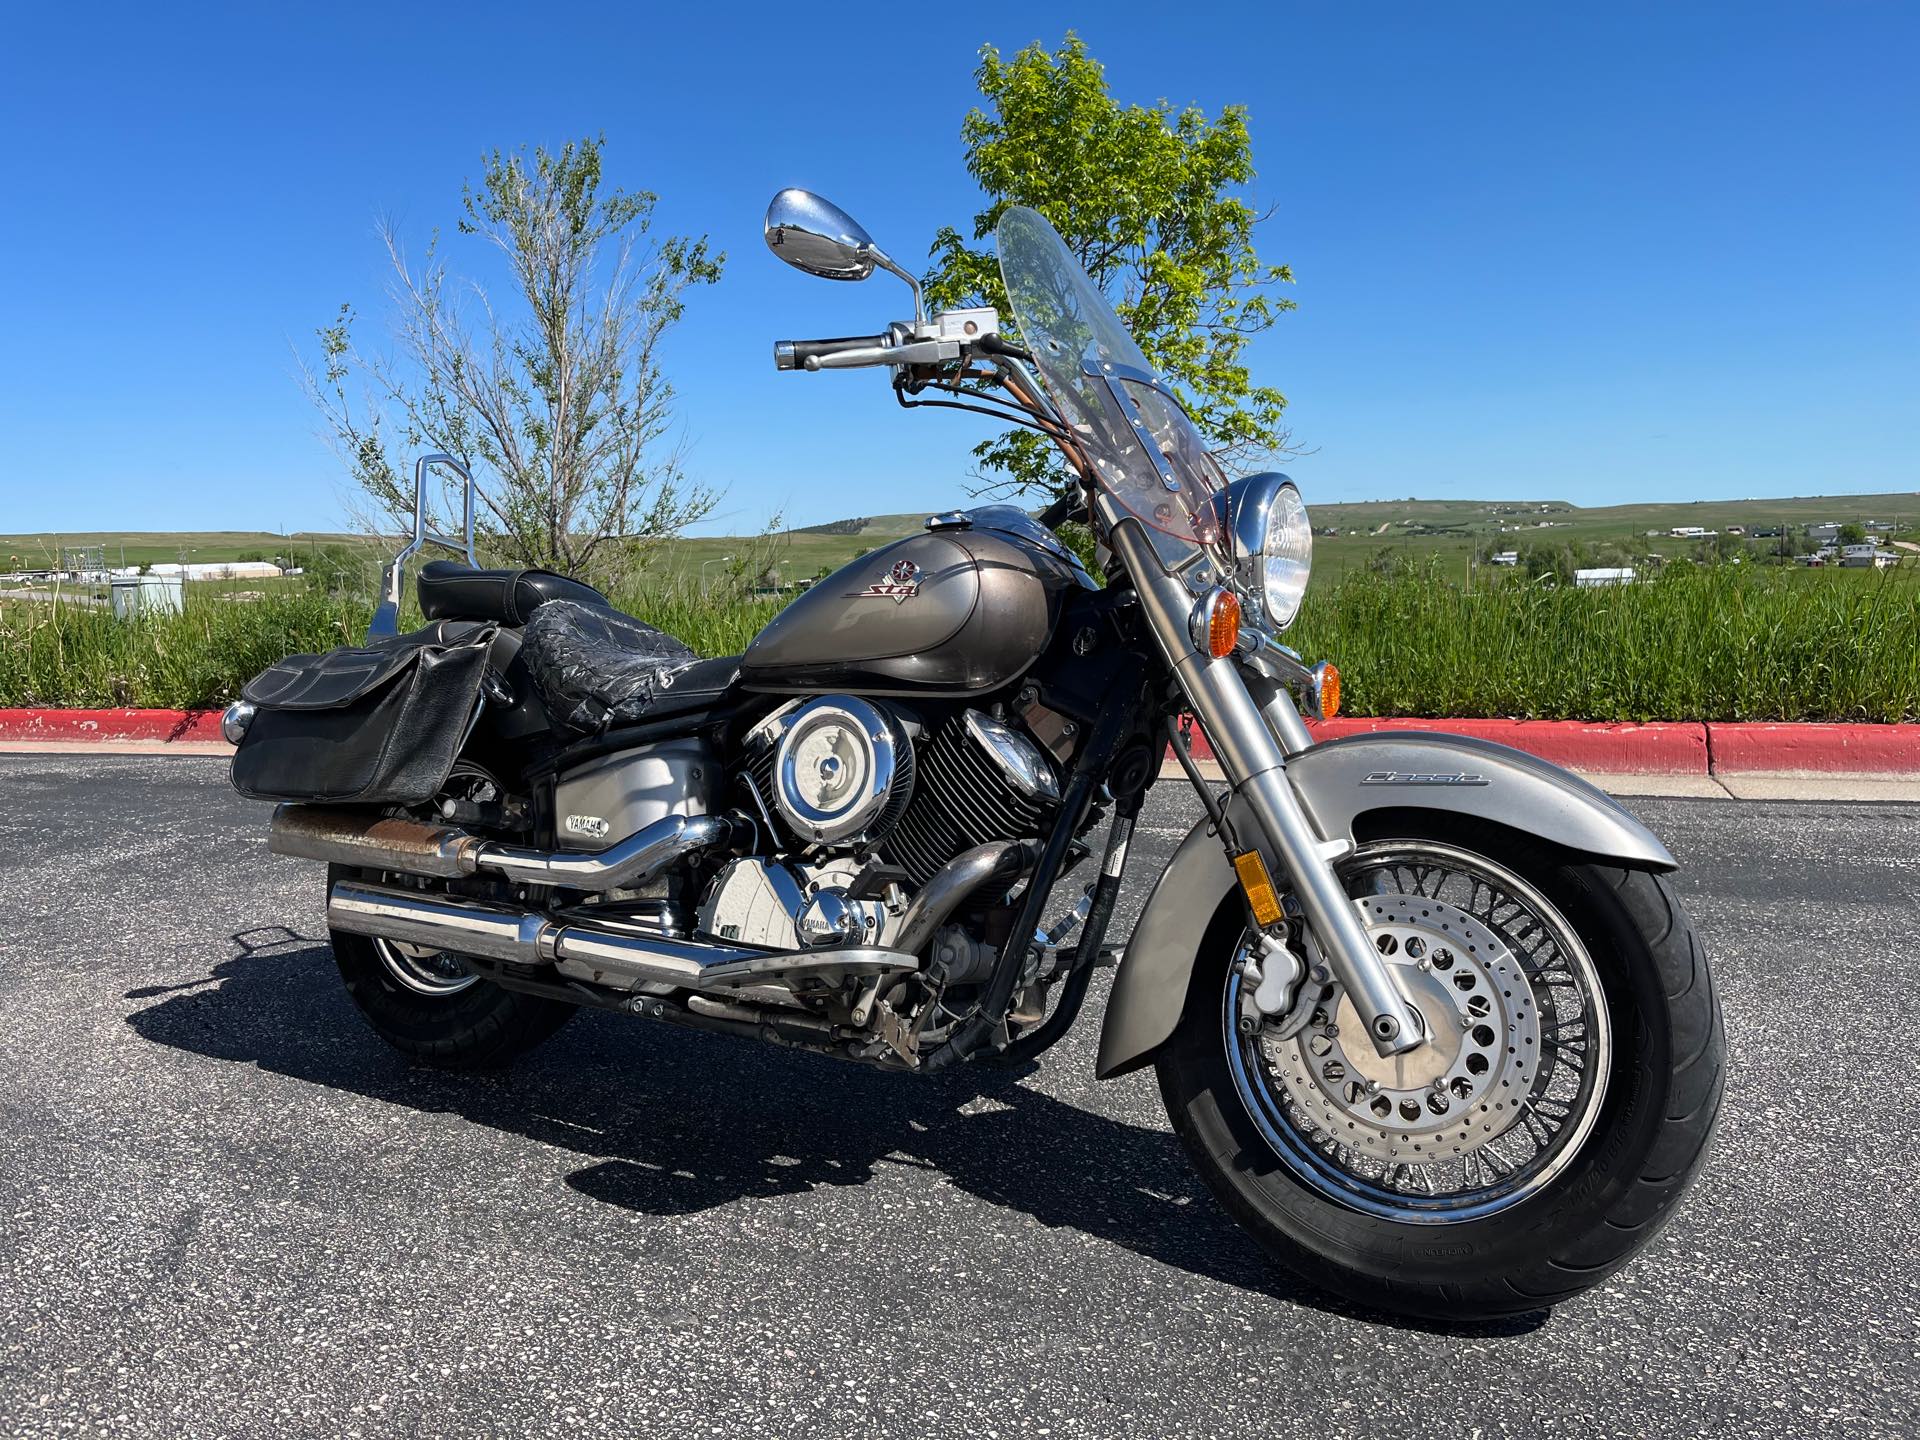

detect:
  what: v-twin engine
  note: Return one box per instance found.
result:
[746,698,1061,887]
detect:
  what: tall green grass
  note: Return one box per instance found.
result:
[1289,562,1920,723]
[605,578,787,658]
[0,591,373,708]
[0,577,782,709]
[3,563,1914,721]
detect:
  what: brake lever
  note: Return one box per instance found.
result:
[807,337,964,371]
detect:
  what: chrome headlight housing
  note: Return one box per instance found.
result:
[220,699,256,745]
[1214,472,1312,631]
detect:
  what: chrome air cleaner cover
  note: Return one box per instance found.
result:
[764,696,914,847]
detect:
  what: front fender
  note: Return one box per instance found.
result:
[1095,731,1676,1080]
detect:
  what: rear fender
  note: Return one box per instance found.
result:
[1095,731,1676,1080]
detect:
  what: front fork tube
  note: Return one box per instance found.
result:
[1249,668,1315,755]
[1108,518,1425,1057]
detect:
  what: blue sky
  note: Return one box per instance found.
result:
[1,2,1913,535]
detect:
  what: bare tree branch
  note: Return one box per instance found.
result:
[300,136,725,588]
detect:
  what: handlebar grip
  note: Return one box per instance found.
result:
[974,334,1035,364]
[774,334,892,371]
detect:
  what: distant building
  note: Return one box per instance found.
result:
[1669,526,1715,538]
[1724,525,1745,535]
[1839,543,1897,569]
[1575,567,1635,587]
[1806,522,1841,542]
[149,561,284,581]
[1490,551,1520,567]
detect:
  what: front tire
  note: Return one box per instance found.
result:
[329,868,577,1070]
[1155,820,1723,1320]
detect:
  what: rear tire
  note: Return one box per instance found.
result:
[1154,820,1724,1321]
[329,869,576,1070]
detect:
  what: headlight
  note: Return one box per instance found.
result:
[1215,472,1312,631]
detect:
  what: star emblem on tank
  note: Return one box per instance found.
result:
[855,558,921,602]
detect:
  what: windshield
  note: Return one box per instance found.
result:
[996,206,1222,544]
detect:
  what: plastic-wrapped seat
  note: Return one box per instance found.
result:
[520,600,739,734]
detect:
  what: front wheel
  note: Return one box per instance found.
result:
[1155,820,1723,1320]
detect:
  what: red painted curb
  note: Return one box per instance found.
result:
[1178,718,1710,774]
[1705,722,1920,774]
[1314,718,1709,775]
[1,708,1913,774]
[0,709,225,744]
[1177,717,1915,775]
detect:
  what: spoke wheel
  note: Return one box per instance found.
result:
[326,758,578,1070]
[371,936,480,997]
[1224,841,1610,1223]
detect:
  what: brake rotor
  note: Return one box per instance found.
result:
[1259,893,1541,1164]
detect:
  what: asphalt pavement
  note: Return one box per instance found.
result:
[1,754,1915,1438]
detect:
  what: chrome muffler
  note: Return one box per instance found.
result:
[326,880,917,995]
[269,804,732,891]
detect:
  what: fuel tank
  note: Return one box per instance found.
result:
[739,510,1087,697]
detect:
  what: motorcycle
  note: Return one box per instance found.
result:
[227,191,1723,1319]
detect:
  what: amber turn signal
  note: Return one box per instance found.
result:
[1315,661,1342,720]
[1190,588,1242,659]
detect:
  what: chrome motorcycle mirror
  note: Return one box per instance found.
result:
[764,188,925,322]
[764,189,877,280]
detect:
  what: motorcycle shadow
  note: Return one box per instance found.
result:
[125,931,1546,1335]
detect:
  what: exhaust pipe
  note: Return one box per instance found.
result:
[327,880,917,994]
[890,840,1038,956]
[270,805,732,891]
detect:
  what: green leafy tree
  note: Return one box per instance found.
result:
[1518,541,1578,584]
[300,543,364,596]
[1838,522,1868,546]
[924,34,1295,497]
[306,137,724,586]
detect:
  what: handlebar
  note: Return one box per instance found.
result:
[773,334,892,371]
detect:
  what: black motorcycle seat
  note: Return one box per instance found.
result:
[416,560,610,626]
[520,599,740,732]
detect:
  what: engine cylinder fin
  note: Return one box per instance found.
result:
[885,712,1054,886]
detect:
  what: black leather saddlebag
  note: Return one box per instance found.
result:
[229,621,497,805]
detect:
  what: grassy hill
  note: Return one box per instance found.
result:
[786,513,929,539]
[6,491,1913,588]
[0,531,369,570]
[1297,491,1919,582]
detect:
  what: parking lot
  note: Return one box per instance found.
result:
[2,753,1915,1438]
